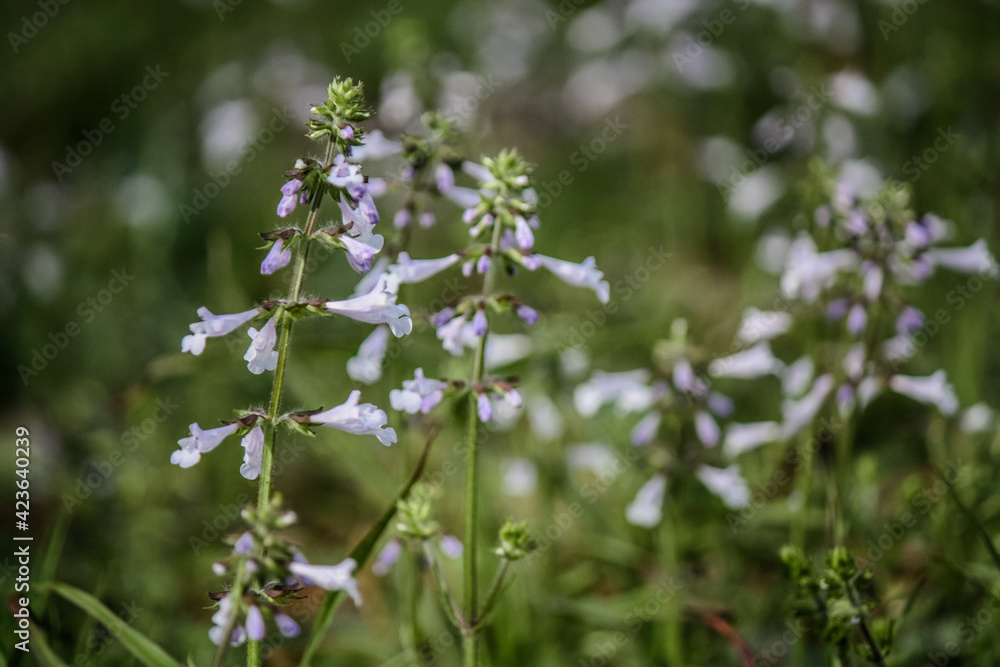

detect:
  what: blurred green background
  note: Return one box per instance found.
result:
[3,0,1000,664]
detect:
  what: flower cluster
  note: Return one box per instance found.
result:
[207,499,361,647]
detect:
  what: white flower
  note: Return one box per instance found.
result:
[327,154,365,189]
[352,256,389,297]
[208,593,246,646]
[312,390,397,446]
[338,196,384,251]
[501,458,538,497]
[387,252,461,284]
[536,255,611,303]
[389,368,449,414]
[781,374,834,439]
[625,474,667,528]
[574,369,657,417]
[926,239,999,277]
[780,233,858,301]
[182,307,259,355]
[240,426,264,480]
[171,422,239,468]
[736,307,793,345]
[289,558,362,606]
[960,403,994,434]
[325,275,412,337]
[527,394,565,441]
[438,535,464,559]
[261,239,292,275]
[351,130,402,161]
[341,234,376,274]
[244,318,278,375]
[436,315,479,356]
[630,411,662,446]
[372,540,402,577]
[694,410,720,447]
[346,326,389,384]
[723,421,781,457]
[889,370,959,415]
[782,356,815,398]
[442,185,482,208]
[485,333,533,369]
[696,465,751,509]
[566,442,618,475]
[709,342,783,379]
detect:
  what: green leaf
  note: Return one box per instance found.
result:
[38,582,178,667]
[28,621,68,667]
[299,428,438,666]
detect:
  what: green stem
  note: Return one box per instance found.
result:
[844,577,887,667]
[248,139,336,667]
[476,559,510,628]
[463,220,504,667]
[424,541,464,630]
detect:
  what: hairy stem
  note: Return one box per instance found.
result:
[248,138,336,667]
[463,219,504,667]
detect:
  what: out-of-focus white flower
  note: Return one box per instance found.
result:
[926,239,998,277]
[694,410,720,447]
[630,411,661,447]
[535,254,611,303]
[527,394,565,441]
[780,233,858,302]
[625,474,666,528]
[566,442,618,475]
[574,369,659,417]
[723,421,781,458]
[501,458,538,497]
[372,539,402,577]
[960,403,994,434]
[346,326,389,384]
[351,130,401,161]
[782,374,834,439]
[782,356,815,398]
[387,252,461,284]
[890,370,958,415]
[736,307,793,345]
[709,342,783,379]
[696,465,750,509]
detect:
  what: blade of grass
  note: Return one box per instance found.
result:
[28,621,68,667]
[299,427,438,666]
[38,582,178,667]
